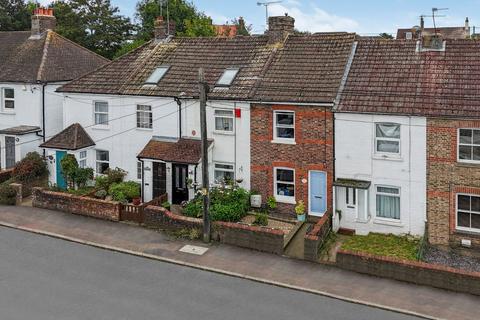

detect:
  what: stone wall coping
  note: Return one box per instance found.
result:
[306,212,331,240]
[34,187,121,206]
[338,249,480,278]
[145,205,285,236]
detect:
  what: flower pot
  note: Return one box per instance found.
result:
[132,197,141,206]
[297,213,306,222]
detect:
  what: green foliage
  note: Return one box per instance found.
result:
[0,0,36,31]
[53,0,133,59]
[12,152,48,182]
[266,196,277,210]
[67,186,95,196]
[94,175,109,190]
[161,201,171,210]
[0,183,17,205]
[94,167,126,191]
[94,189,107,199]
[60,154,93,189]
[231,17,251,36]
[75,167,94,188]
[135,0,215,40]
[173,228,200,240]
[113,39,146,59]
[379,32,394,39]
[295,200,305,215]
[341,233,421,261]
[253,213,268,227]
[108,181,140,202]
[183,186,250,222]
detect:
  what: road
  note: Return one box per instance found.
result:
[0,227,421,320]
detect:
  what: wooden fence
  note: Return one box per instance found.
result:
[120,194,168,224]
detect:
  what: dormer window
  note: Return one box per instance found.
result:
[145,66,169,85]
[216,68,239,87]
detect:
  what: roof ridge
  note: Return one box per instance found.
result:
[36,31,51,82]
[73,123,79,150]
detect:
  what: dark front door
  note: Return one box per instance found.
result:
[5,136,15,169]
[152,162,167,199]
[172,164,188,204]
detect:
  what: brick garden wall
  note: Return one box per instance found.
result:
[250,104,334,217]
[427,119,480,248]
[32,188,121,221]
[0,169,13,183]
[337,249,480,296]
[304,212,332,261]
[144,206,285,255]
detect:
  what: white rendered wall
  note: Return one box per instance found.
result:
[334,112,426,236]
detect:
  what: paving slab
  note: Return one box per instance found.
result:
[0,205,478,320]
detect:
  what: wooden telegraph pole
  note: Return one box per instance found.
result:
[198,68,211,242]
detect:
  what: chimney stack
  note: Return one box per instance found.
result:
[154,16,175,42]
[31,7,56,39]
[267,14,295,44]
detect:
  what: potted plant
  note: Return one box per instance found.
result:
[132,197,141,206]
[295,200,306,222]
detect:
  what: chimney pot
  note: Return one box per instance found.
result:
[31,7,56,39]
[267,15,295,44]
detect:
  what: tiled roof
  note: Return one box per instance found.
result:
[252,33,356,103]
[138,137,213,164]
[0,126,41,135]
[0,31,109,83]
[397,27,469,40]
[40,123,95,150]
[337,39,480,118]
[58,33,356,104]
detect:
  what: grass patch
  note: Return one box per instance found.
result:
[341,233,420,261]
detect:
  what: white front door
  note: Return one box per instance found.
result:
[343,187,358,223]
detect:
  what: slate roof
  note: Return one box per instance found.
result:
[138,137,213,164]
[397,27,469,40]
[40,123,95,150]
[336,39,480,118]
[0,126,41,135]
[58,33,356,104]
[0,31,109,83]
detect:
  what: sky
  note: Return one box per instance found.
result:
[41,0,480,36]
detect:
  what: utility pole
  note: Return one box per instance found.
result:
[198,68,210,243]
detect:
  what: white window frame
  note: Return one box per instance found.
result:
[136,104,153,129]
[274,167,295,204]
[137,161,143,180]
[214,109,234,133]
[375,185,401,220]
[145,66,170,85]
[216,68,240,87]
[457,128,480,164]
[374,123,401,155]
[2,88,14,111]
[273,110,295,143]
[456,193,480,233]
[214,162,235,184]
[94,101,109,126]
[95,150,109,175]
[78,150,87,168]
[346,187,356,208]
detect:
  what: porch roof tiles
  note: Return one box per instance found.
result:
[138,137,213,164]
[40,123,95,151]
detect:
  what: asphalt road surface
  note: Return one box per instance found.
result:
[0,227,422,320]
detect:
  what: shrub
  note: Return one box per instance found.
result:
[94,175,110,190]
[161,201,171,210]
[75,168,94,188]
[295,200,305,215]
[0,184,17,205]
[67,187,94,196]
[95,189,107,199]
[108,181,140,202]
[267,196,277,211]
[12,152,48,182]
[60,154,78,187]
[253,213,268,226]
[94,168,126,191]
[183,186,251,222]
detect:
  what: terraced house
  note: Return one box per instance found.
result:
[0,8,108,169]
[44,15,355,219]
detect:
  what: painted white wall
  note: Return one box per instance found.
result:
[334,112,426,236]
[62,93,251,201]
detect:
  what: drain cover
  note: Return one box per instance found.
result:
[179,245,209,255]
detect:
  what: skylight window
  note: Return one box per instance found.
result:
[216,68,240,87]
[145,66,170,85]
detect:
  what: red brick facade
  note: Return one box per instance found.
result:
[250,104,334,217]
[427,119,480,248]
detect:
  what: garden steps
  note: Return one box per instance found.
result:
[284,223,311,259]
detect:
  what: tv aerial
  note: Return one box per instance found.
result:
[257,1,283,29]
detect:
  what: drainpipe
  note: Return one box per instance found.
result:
[38,82,47,157]
[174,97,182,138]
[139,158,145,203]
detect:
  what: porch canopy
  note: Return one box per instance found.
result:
[334,178,371,190]
[40,123,95,151]
[0,125,41,136]
[137,137,213,164]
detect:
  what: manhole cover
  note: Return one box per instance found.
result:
[179,245,209,256]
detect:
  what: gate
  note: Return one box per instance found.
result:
[120,193,168,224]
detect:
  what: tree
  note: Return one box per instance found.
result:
[135,0,215,40]
[52,0,133,59]
[379,32,394,39]
[0,0,37,31]
[231,17,251,36]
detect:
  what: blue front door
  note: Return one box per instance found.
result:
[309,171,327,216]
[56,151,67,190]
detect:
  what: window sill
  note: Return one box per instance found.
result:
[0,110,15,115]
[274,196,296,205]
[372,154,403,162]
[373,217,404,227]
[457,161,480,168]
[271,139,296,145]
[213,130,234,136]
[136,127,153,132]
[455,228,480,237]
[92,126,110,131]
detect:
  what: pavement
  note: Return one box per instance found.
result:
[0,205,478,320]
